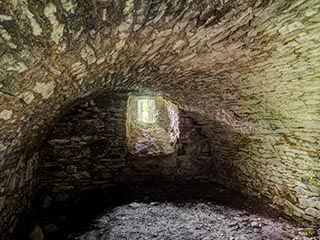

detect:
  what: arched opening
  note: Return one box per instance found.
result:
[12,91,220,239]
[37,91,215,197]
[10,90,318,239]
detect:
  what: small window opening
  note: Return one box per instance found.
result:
[137,98,156,123]
[126,95,179,156]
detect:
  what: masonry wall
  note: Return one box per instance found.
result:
[183,110,320,224]
[37,88,320,225]
[0,152,39,238]
[39,92,214,201]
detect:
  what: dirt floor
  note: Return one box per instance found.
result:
[18,183,320,240]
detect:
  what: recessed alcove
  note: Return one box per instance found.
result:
[126,95,179,156]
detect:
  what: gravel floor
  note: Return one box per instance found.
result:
[67,200,319,240]
[25,183,319,240]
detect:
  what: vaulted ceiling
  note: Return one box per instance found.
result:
[1,0,318,164]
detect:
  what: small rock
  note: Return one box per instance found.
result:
[29,225,44,240]
[150,202,160,206]
[129,202,140,208]
[250,221,260,228]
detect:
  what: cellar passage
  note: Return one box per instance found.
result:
[38,92,215,199]
[1,1,320,240]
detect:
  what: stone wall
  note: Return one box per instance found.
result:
[193,113,320,224]
[39,92,214,200]
[0,152,39,238]
[39,90,320,225]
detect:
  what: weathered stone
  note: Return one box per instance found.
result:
[278,22,305,35]
[305,207,320,218]
[298,197,318,209]
[0,110,13,120]
[250,221,260,228]
[18,1,42,36]
[0,15,12,21]
[80,45,96,65]
[295,186,315,198]
[33,81,55,99]
[284,200,305,216]
[44,2,65,44]
[19,92,35,105]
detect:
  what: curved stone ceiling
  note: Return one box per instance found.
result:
[1,0,317,159]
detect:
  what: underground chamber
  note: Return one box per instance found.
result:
[9,92,320,240]
[1,0,320,239]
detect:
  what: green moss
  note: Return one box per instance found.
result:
[301,176,310,185]
[300,228,317,238]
